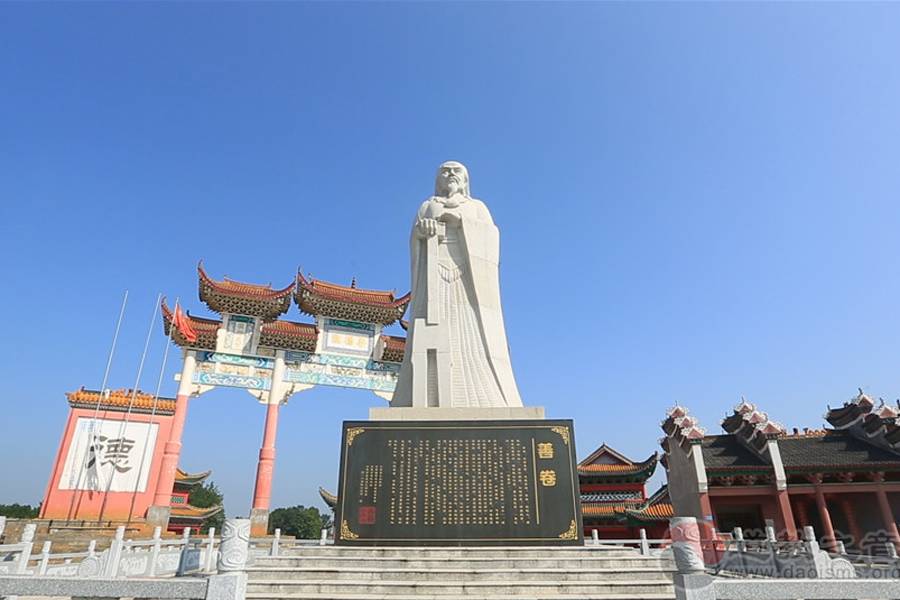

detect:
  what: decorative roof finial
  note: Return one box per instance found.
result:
[351,276,357,289]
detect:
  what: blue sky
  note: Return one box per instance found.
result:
[2,3,899,516]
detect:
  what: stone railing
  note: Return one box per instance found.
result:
[671,516,900,600]
[585,527,670,556]
[0,520,218,578]
[0,514,331,581]
[0,517,253,600]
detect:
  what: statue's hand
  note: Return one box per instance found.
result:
[438,211,462,226]
[416,218,440,238]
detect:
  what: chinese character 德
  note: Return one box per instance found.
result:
[87,435,136,473]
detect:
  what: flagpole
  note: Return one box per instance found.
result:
[67,291,128,522]
[98,293,160,524]
[126,297,179,525]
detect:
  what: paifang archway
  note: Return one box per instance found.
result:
[147,262,410,536]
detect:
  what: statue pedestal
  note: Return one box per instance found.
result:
[335,418,583,546]
[369,406,545,421]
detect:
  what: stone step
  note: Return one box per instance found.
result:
[255,555,673,570]
[246,566,674,582]
[246,594,675,600]
[279,546,647,559]
[245,579,676,596]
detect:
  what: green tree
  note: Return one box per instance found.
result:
[188,480,225,533]
[0,504,39,518]
[268,505,329,539]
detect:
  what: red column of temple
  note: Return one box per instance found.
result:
[874,477,900,552]
[792,496,810,529]
[148,351,197,524]
[838,497,863,550]
[813,480,837,552]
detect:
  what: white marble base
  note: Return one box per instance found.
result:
[369,406,545,421]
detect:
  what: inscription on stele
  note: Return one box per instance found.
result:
[336,420,583,545]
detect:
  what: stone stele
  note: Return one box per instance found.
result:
[389,161,534,418]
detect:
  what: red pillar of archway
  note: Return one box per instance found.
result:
[250,401,281,536]
[147,350,198,529]
[249,351,288,537]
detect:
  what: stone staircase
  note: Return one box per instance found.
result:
[245,544,676,599]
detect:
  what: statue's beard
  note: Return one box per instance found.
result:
[439,179,467,203]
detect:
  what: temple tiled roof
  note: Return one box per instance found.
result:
[296,273,410,325]
[162,300,220,350]
[700,435,769,471]
[825,390,900,453]
[198,263,294,320]
[259,319,318,353]
[624,486,674,524]
[581,504,625,518]
[170,503,223,521]
[174,468,212,488]
[581,491,643,503]
[163,300,320,352]
[778,430,900,471]
[380,335,406,363]
[66,387,176,416]
[319,487,337,510]
[720,400,785,457]
[699,430,900,474]
[577,453,658,482]
[661,406,706,452]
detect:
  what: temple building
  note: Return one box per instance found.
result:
[661,391,900,553]
[577,444,672,539]
[40,388,218,531]
[168,469,223,534]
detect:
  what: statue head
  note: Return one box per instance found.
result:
[434,161,470,199]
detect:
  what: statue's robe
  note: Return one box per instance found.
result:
[392,195,523,408]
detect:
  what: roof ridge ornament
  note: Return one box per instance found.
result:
[826,389,900,455]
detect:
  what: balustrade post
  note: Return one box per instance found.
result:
[0,516,6,541]
[319,528,328,546]
[802,525,820,554]
[205,528,217,572]
[733,527,745,553]
[148,527,162,577]
[176,528,191,576]
[217,518,251,573]
[104,526,126,578]
[38,541,51,575]
[887,542,899,560]
[270,528,281,557]
[207,519,250,600]
[591,529,599,545]
[16,524,36,575]
[640,528,649,555]
[669,517,714,600]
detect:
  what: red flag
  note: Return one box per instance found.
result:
[174,304,198,343]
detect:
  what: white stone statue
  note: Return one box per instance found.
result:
[392,161,523,408]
